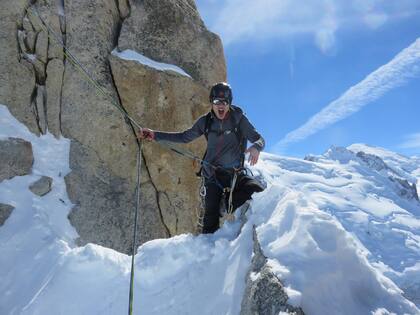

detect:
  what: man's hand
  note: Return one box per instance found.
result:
[245,146,260,166]
[136,128,155,141]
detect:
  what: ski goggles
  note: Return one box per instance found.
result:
[212,99,229,106]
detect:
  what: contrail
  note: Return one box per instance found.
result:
[276,38,420,150]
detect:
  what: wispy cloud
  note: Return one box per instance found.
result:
[198,0,420,53]
[400,133,420,149]
[274,38,420,152]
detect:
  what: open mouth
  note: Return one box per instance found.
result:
[218,109,225,116]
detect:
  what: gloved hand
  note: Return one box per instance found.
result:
[136,128,155,141]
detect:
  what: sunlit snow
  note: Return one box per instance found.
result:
[0,104,419,315]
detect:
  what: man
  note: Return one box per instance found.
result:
[137,82,265,233]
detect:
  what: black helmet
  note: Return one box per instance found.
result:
[209,82,233,105]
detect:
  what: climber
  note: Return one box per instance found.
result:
[136,82,265,233]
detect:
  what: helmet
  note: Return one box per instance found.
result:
[209,82,233,105]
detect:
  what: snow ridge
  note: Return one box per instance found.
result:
[1,104,419,314]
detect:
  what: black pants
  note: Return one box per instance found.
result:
[202,171,265,234]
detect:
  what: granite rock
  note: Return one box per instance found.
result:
[0,138,34,182]
[29,176,53,196]
[0,204,14,226]
[118,0,226,87]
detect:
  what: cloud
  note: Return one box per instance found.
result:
[198,0,420,53]
[400,133,420,149]
[273,38,420,151]
[363,12,388,29]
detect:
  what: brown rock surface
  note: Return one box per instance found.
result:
[110,53,209,237]
[1,0,226,254]
[46,58,64,137]
[0,138,34,182]
[0,0,38,135]
[0,204,15,226]
[117,0,130,19]
[60,0,142,253]
[36,85,47,134]
[29,176,53,196]
[35,30,48,64]
[65,140,169,253]
[118,0,226,87]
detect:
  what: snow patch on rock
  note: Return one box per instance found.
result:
[112,49,192,78]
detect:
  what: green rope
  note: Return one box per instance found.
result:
[23,7,223,315]
[26,7,221,167]
[25,7,144,315]
[128,140,143,315]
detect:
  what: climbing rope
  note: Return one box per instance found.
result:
[128,140,142,315]
[24,8,143,315]
[25,6,222,172]
[226,170,239,222]
[24,7,246,314]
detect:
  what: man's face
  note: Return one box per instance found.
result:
[212,99,230,120]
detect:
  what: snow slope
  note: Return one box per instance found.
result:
[1,104,419,315]
[251,148,420,314]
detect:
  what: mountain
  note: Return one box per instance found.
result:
[1,104,419,314]
[0,0,226,254]
[1,1,419,314]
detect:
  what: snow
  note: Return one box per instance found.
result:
[112,49,192,78]
[23,53,37,62]
[348,143,420,184]
[56,0,65,16]
[1,103,419,314]
[249,148,419,314]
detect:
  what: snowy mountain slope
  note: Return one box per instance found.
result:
[1,103,419,315]
[251,149,420,314]
[348,143,420,182]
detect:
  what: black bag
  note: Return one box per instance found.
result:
[214,168,265,210]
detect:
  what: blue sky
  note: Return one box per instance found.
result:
[195,0,420,158]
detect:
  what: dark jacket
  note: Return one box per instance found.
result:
[154,105,265,178]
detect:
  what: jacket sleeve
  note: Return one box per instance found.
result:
[154,115,206,143]
[239,114,265,151]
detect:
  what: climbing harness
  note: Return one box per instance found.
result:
[196,167,246,230]
[221,168,242,222]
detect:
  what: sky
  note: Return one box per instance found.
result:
[195,0,420,158]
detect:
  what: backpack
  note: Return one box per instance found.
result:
[197,107,247,176]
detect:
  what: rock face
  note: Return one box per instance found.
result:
[356,151,420,202]
[0,138,34,182]
[0,0,225,254]
[0,1,67,137]
[29,176,53,196]
[59,0,155,253]
[118,0,226,87]
[0,204,14,226]
[241,228,305,315]
[0,0,38,134]
[109,54,209,238]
